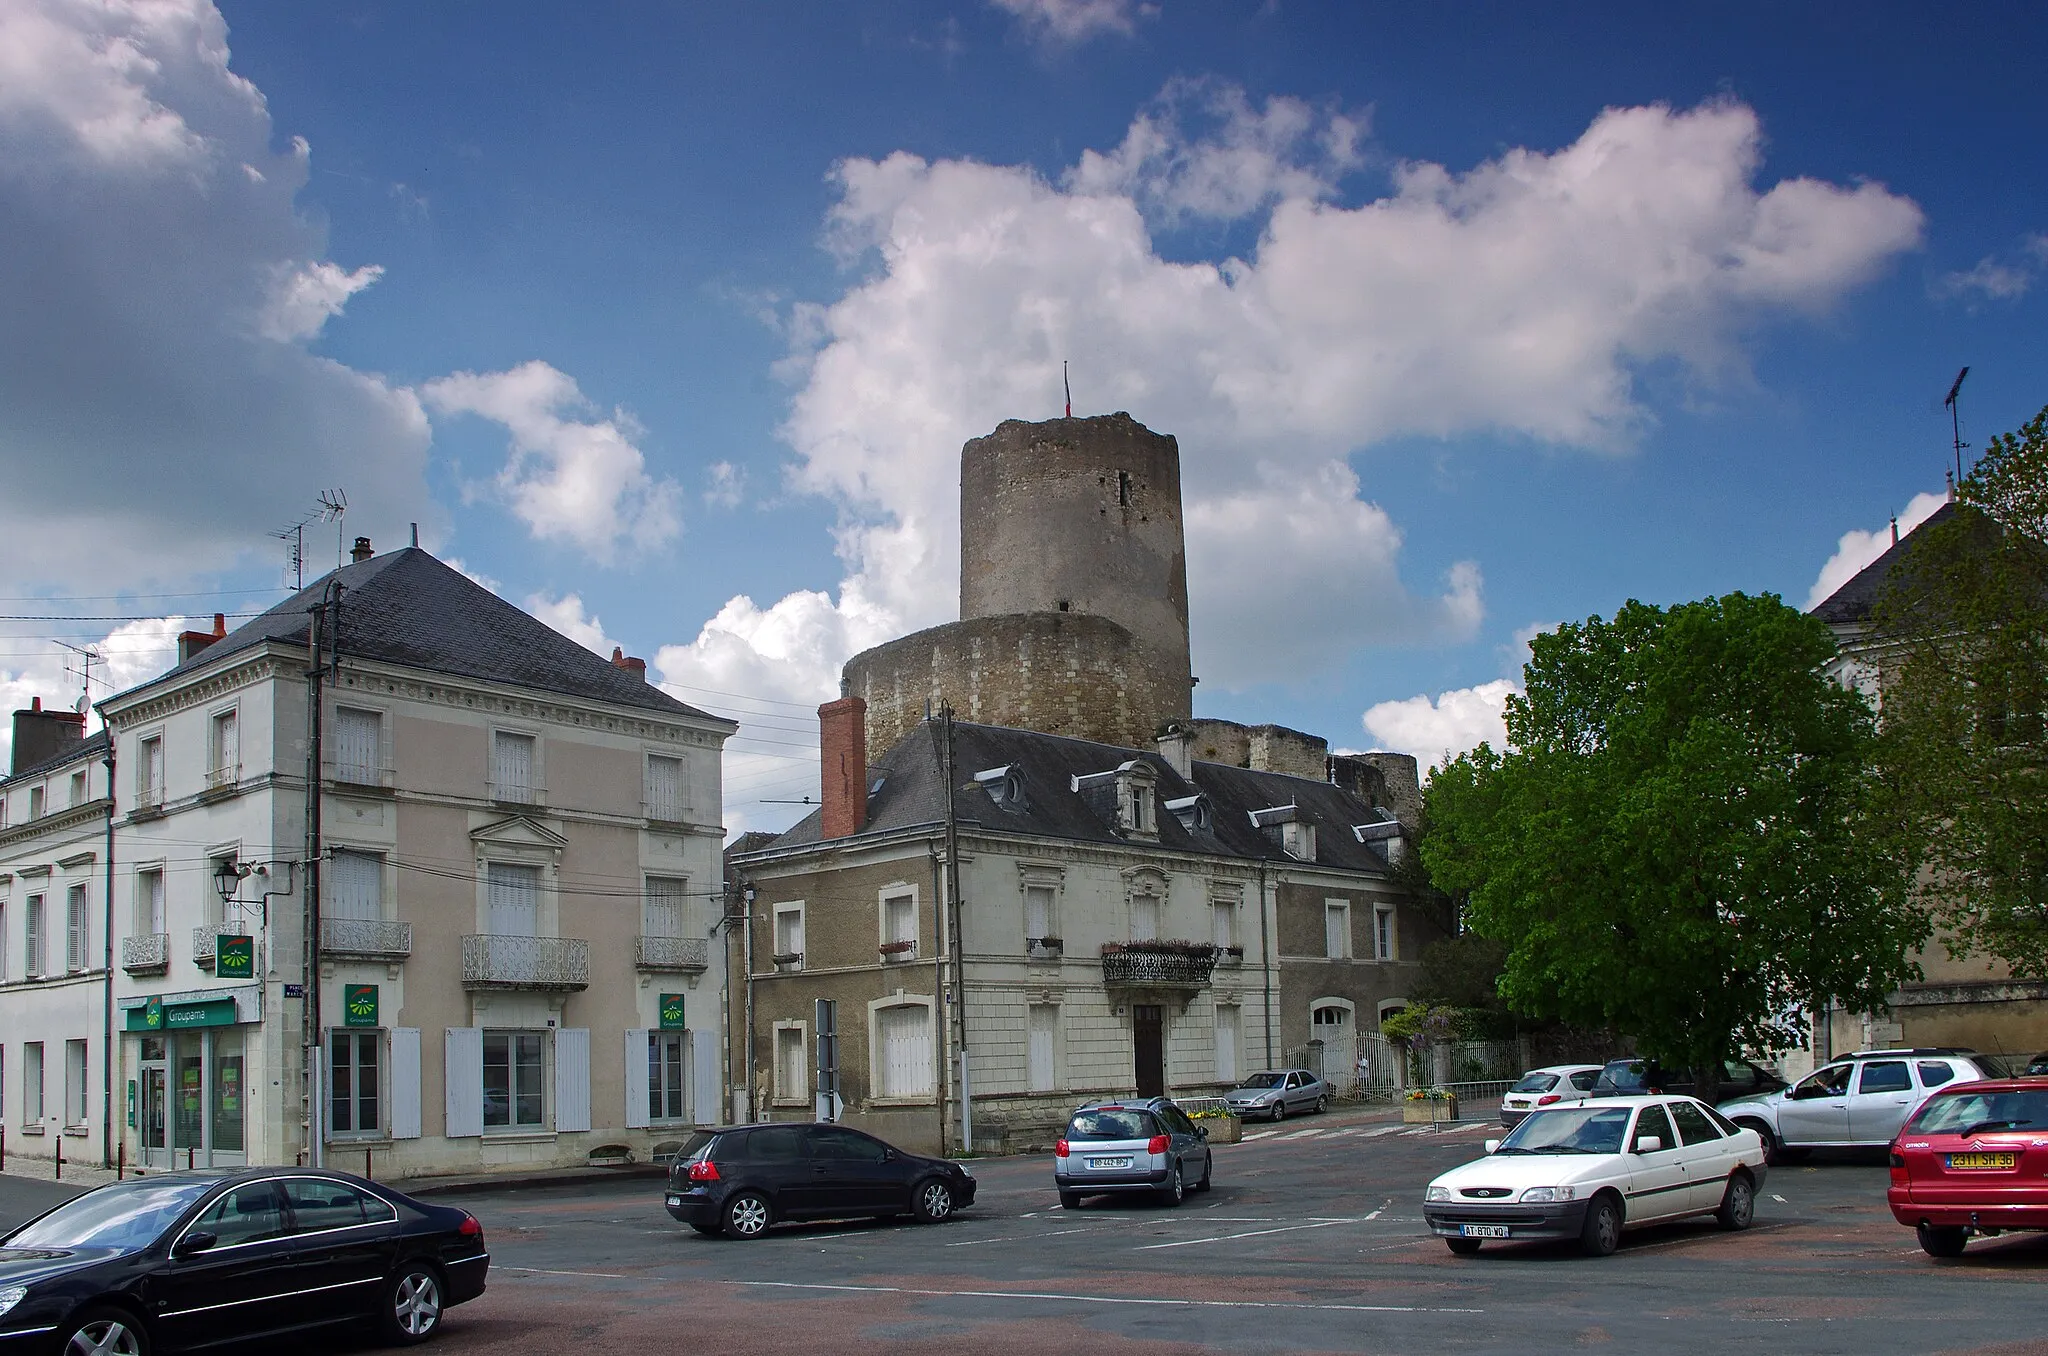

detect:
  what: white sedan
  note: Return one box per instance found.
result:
[1423,1095,1768,1256]
[1499,1064,1602,1127]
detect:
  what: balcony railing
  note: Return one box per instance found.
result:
[635,934,709,972]
[879,938,919,963]
[191,928,217,967]
[1100,942,1219,989]
[121,933,169,976]
[132,786,165,819]
[643,799,691,825]
[328,759,394,791]
[203,764,241,794]
[461,934,589,990]
[322,917,413,960]
[1026,937,1064,962]
[488,781,545,808]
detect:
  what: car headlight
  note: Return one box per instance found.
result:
[1425,1185,1451,1202]
[0,1286,26,1318]
[1520,1186,1576,1203]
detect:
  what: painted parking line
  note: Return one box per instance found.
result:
[1770,1194,1788,1203]
[946,1226,1104,1247]
[1136,1217,1377,1250]
[731,1280,1483,1315]
[497,1265,630,1279]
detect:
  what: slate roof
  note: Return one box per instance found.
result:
[121,548,721,723]
[1810,503,1956,626]
[748,719,1398,874]
[1,730,110,788]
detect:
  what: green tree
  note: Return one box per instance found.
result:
[1873,406,2048,975]
[1421,593,1925,1102]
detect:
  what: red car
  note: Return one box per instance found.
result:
[1889,1077,2048,1256]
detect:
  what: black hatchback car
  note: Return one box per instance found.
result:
[1590,1057,1787,1100]
[0,1168,486,1353]
[664,1122,976,1239]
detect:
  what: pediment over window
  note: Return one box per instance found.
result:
[471,815,568,856]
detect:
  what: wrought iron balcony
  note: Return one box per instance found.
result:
[462,934,589,990]
[1100,942,1219,989]
[203,764,241,795]
[879,938,918,963]
[190,928,216,967]
[635,934,709,972]
[322,917,413,960]
[121,933,169,976]
[327,758,394,791]
[1026,937,1064,962]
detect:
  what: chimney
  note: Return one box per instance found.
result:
[176,613,229,664]
[350,536,374,563]
[1890,515,1899,547]
[610,647,648,681]
[818,696,869,839]
[1155,722,1194,778]
[12,697,86,776]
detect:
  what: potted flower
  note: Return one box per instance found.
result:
[878,939,916,958]
[1027,935,1063,960]
[1402,1087,1460,1124]
[1189,1105,1242,1143]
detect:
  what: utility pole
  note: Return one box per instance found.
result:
[937,704,970,1154]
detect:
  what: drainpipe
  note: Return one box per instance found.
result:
[303,581,339,1168]
[100,738,116,1169]
[742,883,756,1123]
[1259,862,1275,1070]
[928,841,947,1156]
[936,706,968,1154]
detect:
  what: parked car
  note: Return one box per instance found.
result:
[2024,1052,2048,1076]
[1888,1078,2048,1257]
[1056,1098,1213,1208]
[1719,1049,2009,1164]
[1590,1057,1785,1101]
[0,1168,487,1352]
[1500,1065,1602,1127]
[1222,1069,1328,1121]
[1423,1096,1767,1257]
[663,1122,976,1239]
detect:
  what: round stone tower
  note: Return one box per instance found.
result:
[842,412,1196,752]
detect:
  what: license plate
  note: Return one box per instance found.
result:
[1460,1225,1510,1238]
[1947,1152,2017,1170]
[1090,1156,1133,1170]
[1506,1099,1527,1108]
[666,1195,683,1207]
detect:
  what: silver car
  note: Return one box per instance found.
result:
[1223,1068,1328,1122]
[1718,1048,2008,1163]
[1055,1099,1212,1208]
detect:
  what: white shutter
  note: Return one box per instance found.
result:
[1131,895,1158,942]
[1215,1007,1240,1084]
[691,1027,720,1126]
[642,878,684,938]
[1212,901,1234,949]
[1028,1005,1056,1092]
[444,1028,484,1138]
[1024,886,1051,940]
[646,755,684,820]
[554,1028,591,1133]
[390,1028,422,1139]
[1325,904,1346,958]
[216,711,238,769]
[66,886,87,971]
[335,709,380,782]
[146,871,166,934]
[623,1029,651,1129]
[492,732,533,798]
[143,737,163,797]
[329,851,382,921]
[488,864,540,936]
[878,1005,933,1100]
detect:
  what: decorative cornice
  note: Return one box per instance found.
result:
[0,799,113,852]
[104,651,290,727]
[333,662,734,747]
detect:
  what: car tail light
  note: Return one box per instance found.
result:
[458,1213,482,1238]
[687,1159,721,1182]
[1147,1135,1169,1154]
[1055,1139,1070,1158]
[1536,1094,1561,1106]
[1889,1150,1908,1188]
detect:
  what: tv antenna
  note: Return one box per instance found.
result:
[273,513,315,591]
[316,489,349,568]
[1944,367,1970,487]
[53,640,102,716]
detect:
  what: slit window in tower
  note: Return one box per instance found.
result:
[1117,470,1131,506]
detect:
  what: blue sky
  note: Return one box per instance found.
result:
[2,0,2044,832]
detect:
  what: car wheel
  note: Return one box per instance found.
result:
[1059,1191,1084,1210]
[1580,1193,1622,1257]
[1195,1154,1213,1193]
[1158,1161,1186,1207]
[913,1179,956,1224]
[59,1307,149,1356]
[1271,1100,1286,1122]
[378,1265,445,1345]
[1314,1095,1327,1114]
[1917,1223,1969,1258]
[1445,1237,1483,1257]
[1715,1172,1755,1230]
[723,1191,773,1239]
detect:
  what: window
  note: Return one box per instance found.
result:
[28,786,44,820]
[874,1003,934,1101]
[1313,1004,1349,1029]
[0,902,7,979]
[1130,891,1160,943]
[810,1125,887,1162]
[773,1024,807,1104]
[647,1032,688,1122]
[1324,901,1350,959]
[747,1125,806,1160]
[209,708,239,780]
[330,1031,381,1136]
[642,876,687,939]
[65,884,88,972]
[1858,1061,1912,1095]
[282,1178,393,1233]
[333,707,382,784]
[487,862,541,937]
[1668,1099,1722,1145]
[881,890,915,959]
[64,1040,88,1127]
[1215,1005,1241,1083]
[1632,1104,1677,1152]
[1374,906,1395,961]
[68,771,87,807]
[23,1042,43,1124]
[329,850,383,922]
[482,1031,546,1129]
[1211,900,1236,950]
[645,754,685,822]
[1570,1069,1600,1092]
[1028,1004,1058,1092]
[1918,1061,1958,1089]
[491,731,536,803]
[1792,1064,1852,1099]
[25,895,44,979]
[137,869,166,935]
[191,1182,287,1247]
[1023,883,1056,944]
[138,735,164,805]
[772,904,804,969]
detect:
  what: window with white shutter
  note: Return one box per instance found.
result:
[1028,1005,1057,1092]
[881,892,915,957]
[1325,901,1350,959]
[1024,885,1053,943]
[644,754,685,822]
[642,876,686,938]
[487,863,540,937]
[25,896,44,978]
[1211,900,1235,949]
[773,1025,807,1104]
[139,735,164,805]
[554,1028,591,1133]
[210,709,238,779]
[1374,907,1395,961]
[1129,892,1159,943]
[874,1004,934,1101]
[138,869,166,935]
[623,1029,652,1130]
[773,905,804,969]
[691,1028,719,1126]
[334,708,382,784]
[491,731,536,803]
[1215,1006,1241,1083]
[329,850,383,922]
[389,1028,422,1139]
[65,885,87,972]
[444,1028,484,1138]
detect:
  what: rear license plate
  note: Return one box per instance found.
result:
[666,1195,683,1207]
[1090,1156,1134,1170]
[1506,1099,1527,1108]
[1947,1152,2017,1170]
[1460,1225,1510,1238]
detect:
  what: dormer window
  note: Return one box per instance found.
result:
[1071,760,1159,841]
[1166,793,1211,833]
[1250,804,1316,862]
[1354,818,1405,865]
[973,765,1026,811]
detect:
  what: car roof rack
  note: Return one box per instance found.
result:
[1838,1047,1976,1059]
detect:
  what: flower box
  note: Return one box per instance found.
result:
[1197,1113,1242,1144]
[1402,1096,1458,1123]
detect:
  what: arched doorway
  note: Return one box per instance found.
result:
[1310,1000,1357,1091]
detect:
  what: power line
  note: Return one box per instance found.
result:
[0,612,263,623]
[0,588,286,603]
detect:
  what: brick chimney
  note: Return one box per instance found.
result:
[818,696,869,839]
[177,613,228,664]
[12,696,86,775]
[350,536,374,563]
[609,647,648,681]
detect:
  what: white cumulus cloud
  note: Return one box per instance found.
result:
[989,0,1152,45]
[260,260,385,342]
[1361,678,1519,770]
[0,615,190,770]
[1805,489,1949,612]
[525,592,618,657]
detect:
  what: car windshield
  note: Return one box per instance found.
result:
[6,1179,217,1252]
[1237,1073,1284,1090]
[1908,1088,2048,1137]
[1598,1062,1649,1091]
[1068,1109,1158,1141]
[1495,1106,1633,1155]
[1510,1072,1560,1094]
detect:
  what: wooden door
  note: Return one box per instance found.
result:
[1133,1005,1165,1098]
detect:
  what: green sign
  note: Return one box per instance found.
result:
[126,998,238,1032]
[344,983,379,1028]
[126,1079,137,1129]
[658,993,686,1030]
[216,934,254,979]
[141,997,163,1031]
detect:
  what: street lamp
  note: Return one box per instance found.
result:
[214,858,245,908]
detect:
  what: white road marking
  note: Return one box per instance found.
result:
[1137,1218,1374,1250]
[1284,1128,1326,1140]
[947,1226,1101,1247]
[1770,1194,1788,1203]
[1364,1126,1405,1139]
[1242,1130,1280,1142]
[498,1266,629,1279]
[731,1280,1483,1315]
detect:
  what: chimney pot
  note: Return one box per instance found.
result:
[818,696,869,839]
[212,612,225,637]
[12,699,86,775]
[351,536,373,563]
[30,696,40,713]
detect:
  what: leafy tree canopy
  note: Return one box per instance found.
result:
[1422,592,1925,1097]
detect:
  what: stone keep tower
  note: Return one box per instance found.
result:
[843,412,1197,752]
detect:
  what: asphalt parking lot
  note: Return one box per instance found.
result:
[6,1111,2046,1354]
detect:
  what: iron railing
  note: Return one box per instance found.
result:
[203,764,241,793]
[321,918,413,959]
[190,928,217,966]
[121,933,169,975]
[462,934,589,989]
[635,934,709,971]
[1100,944,1218,988]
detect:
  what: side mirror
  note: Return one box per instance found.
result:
[172,1230,218,1258]
[1197,1126,1209,1141]
[1633,1136,1663,1154]
[1483,1139,1501,1155]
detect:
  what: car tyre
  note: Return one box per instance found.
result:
[723,1191,773,1240]
[1314,1095,1327,1114]
[913,1179,956,1224]
[1195,1155,1212,1193]
[1271,1100,1286,1123]
[58,1307,149,1356]
[1059,1191,1084,1210]
[1715,1172,1755,1230]
[1158,1161,1185,1207]
[1445,1237,1483,1256]
[378,1265,445,1346]
[1917,1223,1969,1258]
[1580,1193,1622,1257]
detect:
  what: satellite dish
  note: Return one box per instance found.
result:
[75,696,89,715]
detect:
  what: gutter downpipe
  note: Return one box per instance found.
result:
[937,706,969,1155]
[1259,861,1275,1071]
[742,882,755,1124]
[929,842,947,1156]
[100,739,116,1168]
[303,582,338,1168]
